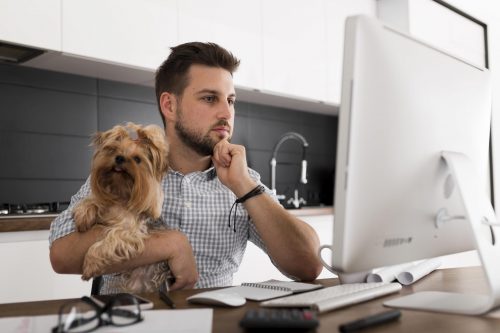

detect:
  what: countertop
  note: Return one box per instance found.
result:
[0,206,334,233]
[0,214,57,232]
[287,206,333,216]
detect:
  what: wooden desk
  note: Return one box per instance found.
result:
[0,266,497,332]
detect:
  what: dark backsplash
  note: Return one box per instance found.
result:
[0,63,337,206]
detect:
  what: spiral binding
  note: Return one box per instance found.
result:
[241,283,292,292]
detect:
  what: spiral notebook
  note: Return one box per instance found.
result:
[223,280,323,301]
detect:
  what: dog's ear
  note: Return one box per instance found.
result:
[91,131,105,148]
[137,125,166,149]
[138,125,169,176]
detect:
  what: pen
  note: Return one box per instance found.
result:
[339,309,401,332]
[159,287,176,309]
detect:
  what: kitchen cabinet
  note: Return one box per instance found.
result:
[177,0,263,90]
[325,0,377,104]
[0,0,61,51]
[6,0,377,112]
[0,230,90,304]
[62,0,178,71]
[261,0,376,105]
[261,0,328,103]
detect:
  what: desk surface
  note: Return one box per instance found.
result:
[1,266,497,332]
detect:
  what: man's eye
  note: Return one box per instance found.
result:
[133,156,141,164]
[203,96,216,103]
[228,99,235,106]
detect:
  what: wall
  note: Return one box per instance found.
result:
[438,0,500,213]
[0,63,337,206]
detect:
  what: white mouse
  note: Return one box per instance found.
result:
[187,291,246,307]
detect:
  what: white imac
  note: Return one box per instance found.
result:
[319,15,500,315]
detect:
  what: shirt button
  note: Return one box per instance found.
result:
[184,201,192,208]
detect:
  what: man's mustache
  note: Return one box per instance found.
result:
[212,120,231,131]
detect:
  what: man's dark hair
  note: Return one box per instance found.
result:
[155,42,240,127]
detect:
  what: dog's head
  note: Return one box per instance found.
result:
[89,122,168,212]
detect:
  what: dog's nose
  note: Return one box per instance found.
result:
[115,155,126,165]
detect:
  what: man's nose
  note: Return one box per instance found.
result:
[217,100,233,119]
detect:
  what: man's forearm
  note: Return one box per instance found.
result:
[50,227,103,274]
[243,194,323,281]
[50,227,198,290]
[50,228,179,276]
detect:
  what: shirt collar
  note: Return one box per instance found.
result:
[168,166,217,181]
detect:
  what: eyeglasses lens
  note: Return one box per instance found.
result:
[59,300,98,333]
[109,295,141,326]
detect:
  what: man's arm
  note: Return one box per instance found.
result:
[242,194,322,280]
[212,140,323,281]
[50,224,198,290]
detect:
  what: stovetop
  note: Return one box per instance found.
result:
[0,202,69,216]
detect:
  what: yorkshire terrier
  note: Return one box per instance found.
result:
[73,122,171,293]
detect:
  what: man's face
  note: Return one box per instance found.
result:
[173,64,236,156]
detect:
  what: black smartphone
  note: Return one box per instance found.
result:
[90,293,154,310]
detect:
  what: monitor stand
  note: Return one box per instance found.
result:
[384,151,500,315]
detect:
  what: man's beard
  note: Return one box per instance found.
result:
[174,108,231,156]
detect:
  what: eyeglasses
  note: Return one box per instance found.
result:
[52,293,143,333]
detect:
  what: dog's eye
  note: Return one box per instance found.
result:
[133,156,141,164]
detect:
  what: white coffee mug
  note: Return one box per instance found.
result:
[318,244,371,284]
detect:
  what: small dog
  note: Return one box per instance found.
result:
[73,122,171,293]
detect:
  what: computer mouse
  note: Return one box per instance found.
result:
[187,291,246,307]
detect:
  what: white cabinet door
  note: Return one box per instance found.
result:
[0,0,61,50]
[62,0,178,70]
[0,231,90,304]
[261,0,327,102]
[325,0,376,104]
[177,0,263,90]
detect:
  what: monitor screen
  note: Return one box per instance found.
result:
[325,15,492,275]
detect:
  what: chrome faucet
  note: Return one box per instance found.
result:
[270,132,308,207]
[287,189,307,209]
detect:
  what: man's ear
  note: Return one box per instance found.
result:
[160,92,177,122]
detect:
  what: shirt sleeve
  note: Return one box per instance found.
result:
[48,177,91,247]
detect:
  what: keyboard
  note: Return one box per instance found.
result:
[261,282,402,314]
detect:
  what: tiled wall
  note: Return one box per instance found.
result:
[0,64,337,207]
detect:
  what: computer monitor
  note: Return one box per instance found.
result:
[320,16,500,314]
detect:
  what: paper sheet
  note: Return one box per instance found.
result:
[366,258,441,285]
[0,309,213,333]
[397,258,442,285]
[366,263,414,283]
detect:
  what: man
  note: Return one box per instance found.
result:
[49,42,322,293]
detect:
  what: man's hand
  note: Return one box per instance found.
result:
[212,140,256,197]
[164,231,199,290]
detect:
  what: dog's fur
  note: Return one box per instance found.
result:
[73,122,170,293]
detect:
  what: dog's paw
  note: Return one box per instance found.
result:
[81,272,92,281]
[73,200,98,232]
[82,259,101,280]
[81,265,93,281]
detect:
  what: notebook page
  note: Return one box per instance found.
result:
[258,280,323,293]
[223,284,292,301]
